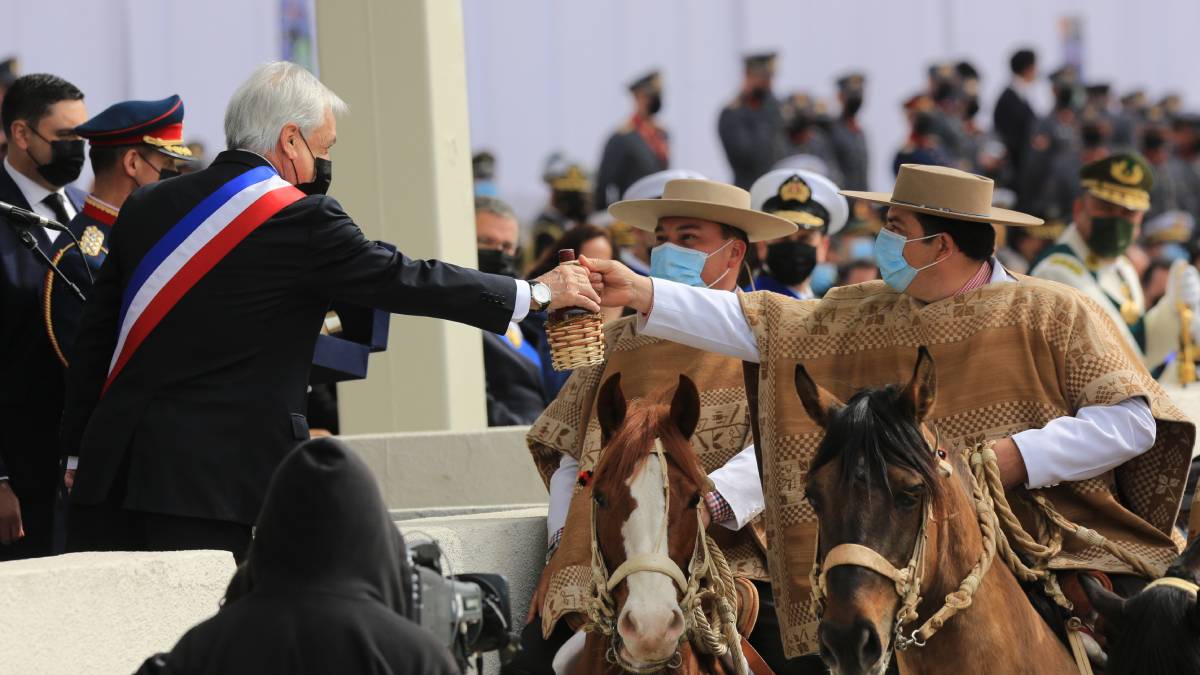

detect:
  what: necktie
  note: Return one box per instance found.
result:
[42,192,71,226]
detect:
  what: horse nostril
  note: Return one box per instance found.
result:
[818,620,881,671]
[667,608,685,636]
[818,624,839,667]
[618,610,640,637]
[861,624,882,668]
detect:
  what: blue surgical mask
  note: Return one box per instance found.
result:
[875,228,945,292]
[810,262,838,297]
[650,240,733,287]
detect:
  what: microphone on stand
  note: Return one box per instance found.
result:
[0,200,70,231]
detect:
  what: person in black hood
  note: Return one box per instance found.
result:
[137,437,459,675]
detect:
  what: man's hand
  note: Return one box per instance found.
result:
[526,568,553,624]
[64,469,76,492]
[533,263,602,313]
[0,481,24,545]
[993,437,1029,489]
[578,255,654,313]
[700,498,713,529]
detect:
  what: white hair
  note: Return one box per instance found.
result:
[224,61,348,154]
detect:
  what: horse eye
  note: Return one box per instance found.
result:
[594,492,607,508]
[895,486,925,509]
[686,493,701,509]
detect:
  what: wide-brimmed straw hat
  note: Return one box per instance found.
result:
[841,164,1044,227]
[609,179,797,243]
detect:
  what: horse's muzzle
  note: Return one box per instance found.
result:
[818,617,885,675]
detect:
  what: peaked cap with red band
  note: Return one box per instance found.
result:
[75,94,194,161]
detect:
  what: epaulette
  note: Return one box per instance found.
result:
[1047,254,1085,276]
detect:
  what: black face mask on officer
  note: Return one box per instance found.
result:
[292,131,333,196]
[842,94,863,118]
[765,239,819,286]
[477,248,518,278]
[28,126,84,187]
[646,92,663,117]
[556,191,588,223]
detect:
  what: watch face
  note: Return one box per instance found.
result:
[534,283,552,304]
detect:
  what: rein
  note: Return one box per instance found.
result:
[587,438,749,674]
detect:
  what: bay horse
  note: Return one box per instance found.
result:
[1082,534,1200,674]
[567,373,767,674]
[798,347,1078,675]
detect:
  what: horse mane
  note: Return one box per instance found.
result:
[1109,587,1200,675]
[807,384,943,502]
[593,398,708,497]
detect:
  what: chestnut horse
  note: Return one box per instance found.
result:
[798,347,1078,675]
[567,373,767,674]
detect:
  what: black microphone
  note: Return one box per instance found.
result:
[0,200,69,232]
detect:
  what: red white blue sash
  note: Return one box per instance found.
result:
[105,165,304,392]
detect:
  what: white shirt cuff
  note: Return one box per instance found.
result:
[708,444,764,530]
[67,456,79,471]
[1013,397,1156,489]
[546,454,579,540]
[638,278,760,363]
[511,279,531,323]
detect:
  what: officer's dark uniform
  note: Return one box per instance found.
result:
[718,53,786,189]
[45,95,193,370]
[593,71,669,210]
[829,73,869,190]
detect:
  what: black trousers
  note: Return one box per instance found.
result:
[502,580,826,674]
[66,500,252,564]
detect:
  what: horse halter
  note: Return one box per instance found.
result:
[810,425,955,652]
[587,438,714,673]
[1144,576,1200,596]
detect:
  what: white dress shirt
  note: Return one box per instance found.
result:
[639,259,1157,490]
[3,158,77,244]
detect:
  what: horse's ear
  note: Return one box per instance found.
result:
[597,374,627,445]
[669,375,701,440]
[1081,575,1126,631]
[794,363,839,429]
[900,346,937,423]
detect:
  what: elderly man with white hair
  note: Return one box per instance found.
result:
[60,62,600,560]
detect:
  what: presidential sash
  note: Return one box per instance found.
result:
[104,166,304,392]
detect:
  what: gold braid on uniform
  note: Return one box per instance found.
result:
[43,245,75,368]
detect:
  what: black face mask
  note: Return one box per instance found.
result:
[477,248,518,278]
[557,191,588,222]
[1086,216,1136,258]
[1143,132,1166,152]
[647,93,663,116]
[29,128,84,187]
[292,132,333,196]
[159,167,181,180]
[842,94,863,118]
[964,96,980,119]
[749,86,770,103]
[765,240,818,286]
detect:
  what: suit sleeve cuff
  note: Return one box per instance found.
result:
[67,456,79,471]
[510,280,531,323]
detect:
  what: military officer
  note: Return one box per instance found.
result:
[593,70,669,211]
[718,52,786,189]
[829,73,869,191]
[1030,152,1200,374]
[746,168,848,299]
[43,95,194,370]
[528,154,592,267]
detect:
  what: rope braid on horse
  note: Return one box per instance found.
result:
[584,373,751,674]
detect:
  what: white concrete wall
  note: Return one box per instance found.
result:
[342,426,549,509]
[0,551,235,675]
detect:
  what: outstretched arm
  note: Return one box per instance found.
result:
[581,255,760,362]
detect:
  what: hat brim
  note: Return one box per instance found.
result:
[152,145,197,162]
[609,198,797,243]
[839,190,1044,227]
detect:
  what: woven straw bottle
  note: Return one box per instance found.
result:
[546,249,605,371]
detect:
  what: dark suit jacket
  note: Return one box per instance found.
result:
[61,150,518,525]
[993,86,1036,178]
[0,164,84,488]
[482,317,548,426]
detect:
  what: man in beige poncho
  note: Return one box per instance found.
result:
[584,164,1195,657]
[511,174,830,674]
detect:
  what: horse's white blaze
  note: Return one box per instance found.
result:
[618,456,682,650]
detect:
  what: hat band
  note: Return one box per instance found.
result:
[891,197,990,219]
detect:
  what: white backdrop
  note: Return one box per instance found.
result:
[463,0,1200,224]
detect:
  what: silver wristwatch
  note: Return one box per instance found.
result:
[530,281,553,312]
